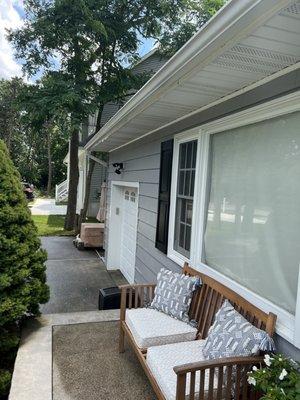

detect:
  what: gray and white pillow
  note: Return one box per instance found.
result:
[150,268,200,324]
[203,300,275,360]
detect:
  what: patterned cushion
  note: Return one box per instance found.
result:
[203,300,275,360]
[150,268,200,323]
[147,340,224,400]
[125,308,197,349]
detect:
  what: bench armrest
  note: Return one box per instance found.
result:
[119,283,156,321]
[174,355,264,400]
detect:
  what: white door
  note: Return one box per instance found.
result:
[120,187,138,283]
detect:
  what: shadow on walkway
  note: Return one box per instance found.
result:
[40,236,127,314]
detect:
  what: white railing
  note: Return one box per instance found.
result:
[55,179,69,203]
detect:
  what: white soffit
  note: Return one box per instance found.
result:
[86,0,300,152]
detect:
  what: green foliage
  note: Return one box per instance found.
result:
[0,140,49,396]
[0,369,11,397]
[0,77,68,190]
[159,0,226,55]
[248,354,300,400]
[8,0,224,123]
[8,0,225,227]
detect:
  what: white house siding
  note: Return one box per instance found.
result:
[105,69,300,360]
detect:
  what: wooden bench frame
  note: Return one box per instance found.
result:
[119,263,277,400]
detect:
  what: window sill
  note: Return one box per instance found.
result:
[196,261,296,347]
[167,250,189,269]
[167,252,297,348]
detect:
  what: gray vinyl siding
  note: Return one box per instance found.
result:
[132,53,167,75]
[106,70,300,283]
[105,70,300,360]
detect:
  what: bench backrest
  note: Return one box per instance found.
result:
[183,262,277,339]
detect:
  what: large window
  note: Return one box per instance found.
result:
[174,140,197,257]
[204,111,300,315]
[169,92,300,347]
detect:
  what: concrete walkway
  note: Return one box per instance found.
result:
[30,198,67,215]
[9,310,119,400]
[9,236,127,400]
[40,237,127,313]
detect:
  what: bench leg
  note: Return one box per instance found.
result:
[119,322,125,353]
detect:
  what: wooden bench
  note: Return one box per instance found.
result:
[119,263,277,400]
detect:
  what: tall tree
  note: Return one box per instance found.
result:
[159,0,226,55]
[8,0,202,230]
[0,78,26,156]
[20,74,71,196]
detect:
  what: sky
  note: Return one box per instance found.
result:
[0,0,155,81]
[0,0,24,79]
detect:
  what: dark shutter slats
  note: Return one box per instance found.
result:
[155,139,174,253]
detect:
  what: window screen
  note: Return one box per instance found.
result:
[174,140,197,257]
[204,111,300,314]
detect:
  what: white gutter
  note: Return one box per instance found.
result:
[85,0,292,151]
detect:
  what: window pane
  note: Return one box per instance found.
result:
[174,139,197,257]
[178,171,185,195]
[180,143,186,169]
[184,170,191,196]
[204,111,300,314]
[186,142,193,168]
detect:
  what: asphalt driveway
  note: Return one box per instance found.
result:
[40,236,127,314]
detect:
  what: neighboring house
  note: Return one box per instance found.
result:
[86,0,300,360]
[56,48,168,217]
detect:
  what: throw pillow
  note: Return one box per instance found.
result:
[203,300,275,360]
[150,268,200,324]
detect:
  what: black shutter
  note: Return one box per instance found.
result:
[155,139,174,253]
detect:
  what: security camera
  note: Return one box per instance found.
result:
[113,162,123,174]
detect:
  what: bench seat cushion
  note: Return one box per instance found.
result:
[125,308,197,349]
[147,340,221,400]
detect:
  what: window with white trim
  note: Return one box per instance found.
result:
[168,92,300,347]
[203,111,300,315]
[174,140,197,257]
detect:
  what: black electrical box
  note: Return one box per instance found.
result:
[99,287,121,310]
[98,286,137,310]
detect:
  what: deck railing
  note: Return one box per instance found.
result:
[55,179,68,203]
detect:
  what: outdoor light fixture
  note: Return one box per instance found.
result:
[113,162,124,175]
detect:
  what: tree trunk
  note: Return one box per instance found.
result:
[64,125,79,230]
[46,129,52,197]
[76,105,104,233]
[76,157,95,234]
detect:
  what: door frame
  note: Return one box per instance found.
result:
[106,181,139,284]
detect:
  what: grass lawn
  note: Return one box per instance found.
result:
[32,215,74,236]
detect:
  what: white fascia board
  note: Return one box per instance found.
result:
[85,0,292,151]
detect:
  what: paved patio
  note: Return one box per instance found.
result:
[9,310,120,400]
[30,198,67,215]
[9,236,127,400]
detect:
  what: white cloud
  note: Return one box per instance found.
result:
[0,0,24,79]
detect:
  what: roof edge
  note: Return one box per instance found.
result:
[85,0,292,151]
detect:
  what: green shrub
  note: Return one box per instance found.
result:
[0,370,12,397]
[0,140,49,396]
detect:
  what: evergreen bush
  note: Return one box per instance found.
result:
[0,140,49,397]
